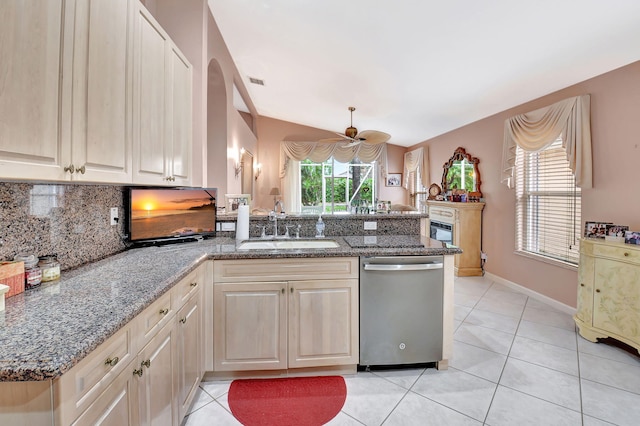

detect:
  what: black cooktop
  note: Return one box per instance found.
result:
[343,235,425,248]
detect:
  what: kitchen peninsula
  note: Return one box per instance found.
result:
[0,230,460,426]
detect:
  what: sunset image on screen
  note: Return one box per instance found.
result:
[130,189,216,241]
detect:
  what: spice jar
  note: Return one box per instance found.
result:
[14,253,42,289]
[38,255,61,282]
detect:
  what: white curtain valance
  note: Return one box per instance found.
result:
[403,146,429,189]
[279,140,388,178]
[501,94,592,188]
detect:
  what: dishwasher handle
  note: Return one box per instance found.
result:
[363,262,443,271]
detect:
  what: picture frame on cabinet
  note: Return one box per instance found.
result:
[584,221,611,238]
[624,231,640,245]
[605,224,629,237]
[225,194,251,213]
[385,173,402,187]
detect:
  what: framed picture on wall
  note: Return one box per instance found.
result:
[385,173,402,187]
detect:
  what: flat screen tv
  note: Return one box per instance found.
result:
[127,187,217,246]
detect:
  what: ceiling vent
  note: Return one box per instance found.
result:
[248,77,264,86]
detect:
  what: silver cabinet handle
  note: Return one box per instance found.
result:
[363,263,443,271]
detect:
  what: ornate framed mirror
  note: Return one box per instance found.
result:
[441,147,482,197]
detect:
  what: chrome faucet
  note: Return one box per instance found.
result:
[268,201,286,238]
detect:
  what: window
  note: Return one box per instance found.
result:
[299,158,376,214]
[515,137,581,266]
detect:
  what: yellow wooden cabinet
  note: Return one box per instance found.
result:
[575,239,640,353]
[212,258,359,375]
[426,201,485,276]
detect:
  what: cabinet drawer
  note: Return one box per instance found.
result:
[138,291,174,348]
[428,206,455,225]
[55,323,134,424]
[591,243,640,265]
[172,267,202,310]
[214,257,358,282]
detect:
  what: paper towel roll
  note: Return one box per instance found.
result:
[236,204,250,240]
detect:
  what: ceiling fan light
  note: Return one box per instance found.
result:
[345,126,358,138]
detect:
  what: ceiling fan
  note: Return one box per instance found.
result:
[320,107,391,147]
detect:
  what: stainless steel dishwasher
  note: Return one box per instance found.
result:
[359,255,443,367]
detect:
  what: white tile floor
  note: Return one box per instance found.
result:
[183,276,640,426]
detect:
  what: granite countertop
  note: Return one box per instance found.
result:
[0,235,460,382]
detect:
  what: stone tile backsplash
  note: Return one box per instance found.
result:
[0,182,127,271]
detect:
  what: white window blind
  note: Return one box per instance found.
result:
[515,138,581,266]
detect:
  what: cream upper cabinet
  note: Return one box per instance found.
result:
[0,0,133,183]
[212,258,359,375]
[575,239,640,353]
[0,0,71,180]
[70,0,133,183]
[132,3,192,186]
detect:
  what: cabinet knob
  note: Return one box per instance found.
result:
[75,165,86,174]
[64,164,75,174]
[141,359,151,368]
[580,283,585,287]
[290,287,294,293]
[104,356,119,367]
[189,282,198,287]
[595,289,601,293]
[180,317,187,324]
[159,308,169,315]
[281,288,285,294]
[164,176,175,182]
[624,252,629,257]
[133,368,143,377]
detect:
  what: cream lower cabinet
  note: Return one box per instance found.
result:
[575,239,640,354]
[135,320,177,426]
[212,258,359,374]
[0,262,208,426]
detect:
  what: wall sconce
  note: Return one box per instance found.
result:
[254,163,262,180]
[234,148,245,179]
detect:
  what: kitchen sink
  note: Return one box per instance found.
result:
[237,239,339,250]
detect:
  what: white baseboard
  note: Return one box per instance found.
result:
[483,272,576,316]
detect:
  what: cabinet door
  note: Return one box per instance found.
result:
[165,44,192,186]
[0,0,71,180]
[575,252,595,324]
[176,292,201,422]
[70,0,132,183]
[132,4,168,184]
[213,282,287,371]
[71,364,136,426]
[288,279,359,368]
[135,322,177,426]
[593,258,640,347]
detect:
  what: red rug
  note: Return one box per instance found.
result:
[228,376,347,426]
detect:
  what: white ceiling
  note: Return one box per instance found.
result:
[208,0,640,147]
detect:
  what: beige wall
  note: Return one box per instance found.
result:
[254,116,408,210]
[410,61,640,307]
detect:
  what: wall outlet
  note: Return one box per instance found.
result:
[364,221,377,230]
[221,222,236,231]
[481,252,487,260]
[110,207,119,226]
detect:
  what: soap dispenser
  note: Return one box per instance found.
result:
[315,215,325,238]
